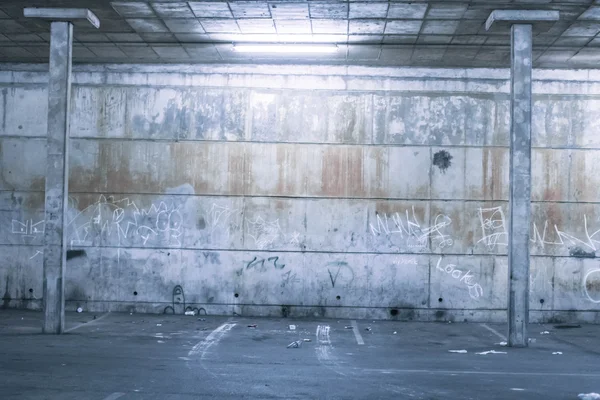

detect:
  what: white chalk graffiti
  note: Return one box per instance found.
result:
[67,195,185,248]
[246,216,282,250]
[289,231,301,245]
[531,215,600,252]
[392,256,418,265]
[370,208,453,249]
[137,203,183,246]
[11,219,45,244]
[584,269,600,304]
[478,207,508,250]
[478,206,600,253]
[205,203,237,232]
[436,257,483,300]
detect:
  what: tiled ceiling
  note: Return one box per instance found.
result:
[0,0,600,68]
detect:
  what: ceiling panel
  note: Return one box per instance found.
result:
[0,0,597,68]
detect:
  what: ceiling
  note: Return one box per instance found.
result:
[0,0,600,68]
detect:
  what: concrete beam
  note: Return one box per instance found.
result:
[485,10,559,33]
[24,8,100,29]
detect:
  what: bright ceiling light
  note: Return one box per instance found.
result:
[233,44,338,54]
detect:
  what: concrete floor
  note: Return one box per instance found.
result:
[0,310,598,400]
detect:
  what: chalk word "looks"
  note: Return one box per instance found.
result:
[436,258,483,300]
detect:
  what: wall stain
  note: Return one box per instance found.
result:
[433,150,453,173]
[569,247,595,258]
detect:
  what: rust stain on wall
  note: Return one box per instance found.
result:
[320,146,345,197]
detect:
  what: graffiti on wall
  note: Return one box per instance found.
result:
[370,207,453,249]
[436,257,484,300]
[478,206,600,256]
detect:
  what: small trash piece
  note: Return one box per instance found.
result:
[184,310,197,316]
[76,307,83,313]
[287,340,302,348]
[198,318,206,321]
[344,326,353,329]
[528,338,537,344]
[552,351,563,355]
[157,340,164,343]
[449,350,467,354]
[156,324,162,326]
[393,331,397,334]
[476,350,507,355]
[303,338,311,342]
[579,393,600,400]
[540,331,550,335]
[247,324,257,328]
[202,328,208,331]
[365,327,371,331]
[495,341,507,346]
[289,324,296,330]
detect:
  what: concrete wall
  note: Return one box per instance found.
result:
[1,64,599,323]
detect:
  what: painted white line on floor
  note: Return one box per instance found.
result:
[189,323,236,358]
[480,323,507,341]
[65,312,111,333]
[350,320,364,345]
[102,393,125,400]
[357,368,600,378]
[315,324,346,376]
[187,322,236,377]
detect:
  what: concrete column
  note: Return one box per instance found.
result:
[24,8,100,334]
[507,23,533,348]
[485,10,559,348]
[42,21,73,334]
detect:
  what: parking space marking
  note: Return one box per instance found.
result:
[316,325,346,376]
[351,320,365,345]
[102,393,125,400]
[480,323,507,341]
[65,312,111,333]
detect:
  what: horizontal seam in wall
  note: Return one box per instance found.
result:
[0,243,580,258]
[2,190,599,204]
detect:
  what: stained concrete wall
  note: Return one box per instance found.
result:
[0,64,599,323]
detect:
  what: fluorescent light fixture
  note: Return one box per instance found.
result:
[233,44,338,54]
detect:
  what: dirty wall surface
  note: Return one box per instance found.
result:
[0,64,599,323]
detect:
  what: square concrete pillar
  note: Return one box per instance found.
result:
[486,10,559,347]
[25,8,99,334]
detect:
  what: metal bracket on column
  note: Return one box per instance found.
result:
[24,8,100,29]
[485,10,559,32]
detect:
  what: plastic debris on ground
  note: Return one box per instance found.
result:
[528,338,537,344]
[448,350,467,354]
[496,341,507,346]
[540,331,550,335]
[156,324,162,326]
[198,318,205,321]
[76,307,83,313]
[365,327,372,331]
[552,351,563,355]
[393,331,397,334]
[476,350,507,355]
[289,325,296,330]
[184,310,197,316]
[303,338,311,342]
[344,326,353,329]
[287,340,303,348]
[247,324,257,328]
[579,393,600,400]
